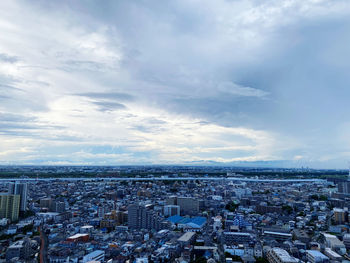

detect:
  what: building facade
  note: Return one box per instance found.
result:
[164,205,180,217]
[128,203,162,230]
[0,194,20,222]
[8,182,28,211]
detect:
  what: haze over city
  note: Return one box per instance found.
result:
[1,0,350,168]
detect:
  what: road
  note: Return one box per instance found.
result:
[39,226,48,263]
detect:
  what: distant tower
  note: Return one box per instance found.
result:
[348,161,350,180]
[8,182,28,211]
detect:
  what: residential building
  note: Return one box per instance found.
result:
[8,182,28,211]
[164,205,180,217]
[128,203,162,230]
[82,250,105,263]
[306,250,329,263]
[0,193,20,221]
[267,248,298,263]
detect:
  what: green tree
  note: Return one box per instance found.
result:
[256,257,269,263]
[225,201,239,212]
[282,205,293,214]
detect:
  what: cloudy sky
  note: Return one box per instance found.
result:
[1,0,350,168]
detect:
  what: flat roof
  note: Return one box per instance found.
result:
[68,233,89,239]
[9,240,24,248]
[307,250,329,259]
[271,248,298,263]
[178,232,196,242]
[224,232,251,236]
[194,246,217,250]
[324,248,342,258]
[85,250,104,257]
[264,231,292,236]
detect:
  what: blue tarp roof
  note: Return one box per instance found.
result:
[190,217,206,227]
[167,215,183,224]
[167,216,206,228]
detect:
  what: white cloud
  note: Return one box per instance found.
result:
[0,0,350,167]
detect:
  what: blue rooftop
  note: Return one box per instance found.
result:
[167,215,183,224]
[166,216,206,228]
[190,217,206,227]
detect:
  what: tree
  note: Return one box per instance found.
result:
[319,195,328,201]
[256,257,269,263]
[223,254,243,262]
[191,256,207,263]
[282,205,293,214]
[310,194,319,200]
[225,201,239,212]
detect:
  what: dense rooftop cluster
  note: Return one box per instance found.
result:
[0,168,350,263]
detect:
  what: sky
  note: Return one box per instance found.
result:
[1,0,350,168]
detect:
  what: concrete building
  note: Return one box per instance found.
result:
[177,232,196,246]
[337,181,350,194]
[343,234,350,249]
[223,232,252,245]
[82,250,105,263]
[6,239,32,261]
[0,193,20,221]
[67,233,89,242]
[213,216,222,232]
[333,208,348,224]
[324,248,342,261]
[51,201,65,213]
[128,203,162,230]
[322,233,346,254]
[177,197,199,215]
[164,205,180,217]
[166,196,177,205]
[254,243,263,258]
[256,205,282,214]
[166,196,199,215]
[8,182,28,211]
[40,198,52,209]
[306,250,329,263]
[267,248,298,263]
[263,230,292,241]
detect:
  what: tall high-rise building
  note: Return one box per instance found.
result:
[0,194,20,222]
[166,196,177,205]
[164,205,180,217]
[337,181,350,194]
[8,182,28,211]
[333,208,348,224]
[166,196,199,215]
[128,203,162,230]
[98,207,105,218]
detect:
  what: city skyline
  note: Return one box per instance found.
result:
[1,1,350,168]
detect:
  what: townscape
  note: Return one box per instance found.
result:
[0,167,350,263]
[2,0,350,262]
